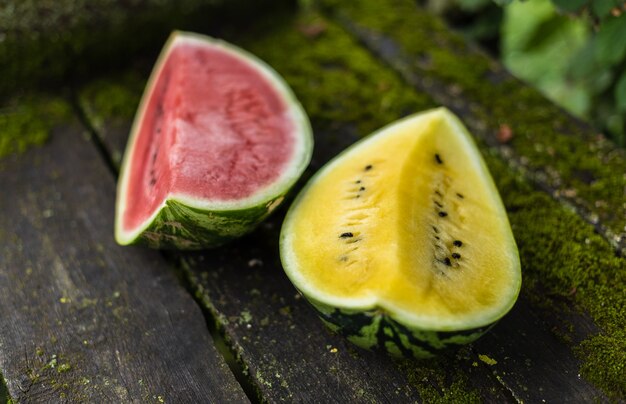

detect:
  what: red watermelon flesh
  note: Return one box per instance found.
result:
[116,32,312,248]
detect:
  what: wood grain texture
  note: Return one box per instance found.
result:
[0,123,248,403]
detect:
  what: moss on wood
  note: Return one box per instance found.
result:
[1,371,10,404]
[0,96,72,159]
[0,0,293,96]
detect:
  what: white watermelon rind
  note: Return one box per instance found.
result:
[115,31,313,249]
[279,108,521,339]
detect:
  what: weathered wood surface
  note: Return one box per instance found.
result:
[0,120,248,402]
[74,5,616,403]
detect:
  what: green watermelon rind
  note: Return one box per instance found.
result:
[279,108,521,358]
[305,293,494,359]
[131,196,284,249]
[115,31,313,249]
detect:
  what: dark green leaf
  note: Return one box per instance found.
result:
[615,70,626,112]
[567,39,597,80]
[492,0,513,5]
[588,69,614,94]
[521,14,569,51]
[591,0,621,18]
[456,0,492,12]
[595,13,626,65]
[551,0,588,13]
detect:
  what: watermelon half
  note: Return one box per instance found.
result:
[115,31,312,249]
[280,108,521,358]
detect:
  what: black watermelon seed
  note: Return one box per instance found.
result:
[432,226,439,233]
[435,201,443,208]
[359,187,366,191]
[356,180,361,184]
[444,257,452,266]
[365,164,373,171]
[456,193,464,199]
[340,232,354,238]
[453,240,463,247]
[452,253,461,259]
[435,154,443,164]
[438,211,448,217]
[435,236,440,240]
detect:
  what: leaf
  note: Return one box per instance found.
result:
[595,13,626,65]
[492,0,513,5]
[591,0,621,18]
[616,70,626,112]
[521,14,569,51]
[456,0,492,12]
[551,0,588,13]
[567,39,597,80]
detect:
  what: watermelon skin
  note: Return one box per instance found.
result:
[132,196,284,249]
[305,295,492,359]
[115,31,312,250]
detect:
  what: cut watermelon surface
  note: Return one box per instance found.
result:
[115,31,312,249]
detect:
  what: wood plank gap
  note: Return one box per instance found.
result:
[69,90,119,179]
[164,252,263,404]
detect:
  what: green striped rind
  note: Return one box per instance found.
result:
[305,296,492,359]
[130,196,283,250]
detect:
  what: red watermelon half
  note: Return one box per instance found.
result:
[115,31,313,249]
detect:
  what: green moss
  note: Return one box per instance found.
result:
[0,96,72,159]
[235,11,433,137]
[76,71,147,167]
[322,0,626,251]
[577,332,626,399]
[79,72,145,127]
[0,0,293,96]
[1,371,10,404]
[398,357,481,403]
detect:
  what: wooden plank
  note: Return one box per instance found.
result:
[0,118,248,402]
[471,299,601,402]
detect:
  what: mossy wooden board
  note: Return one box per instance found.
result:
[0,110,247,402]
[75,3,623,402]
